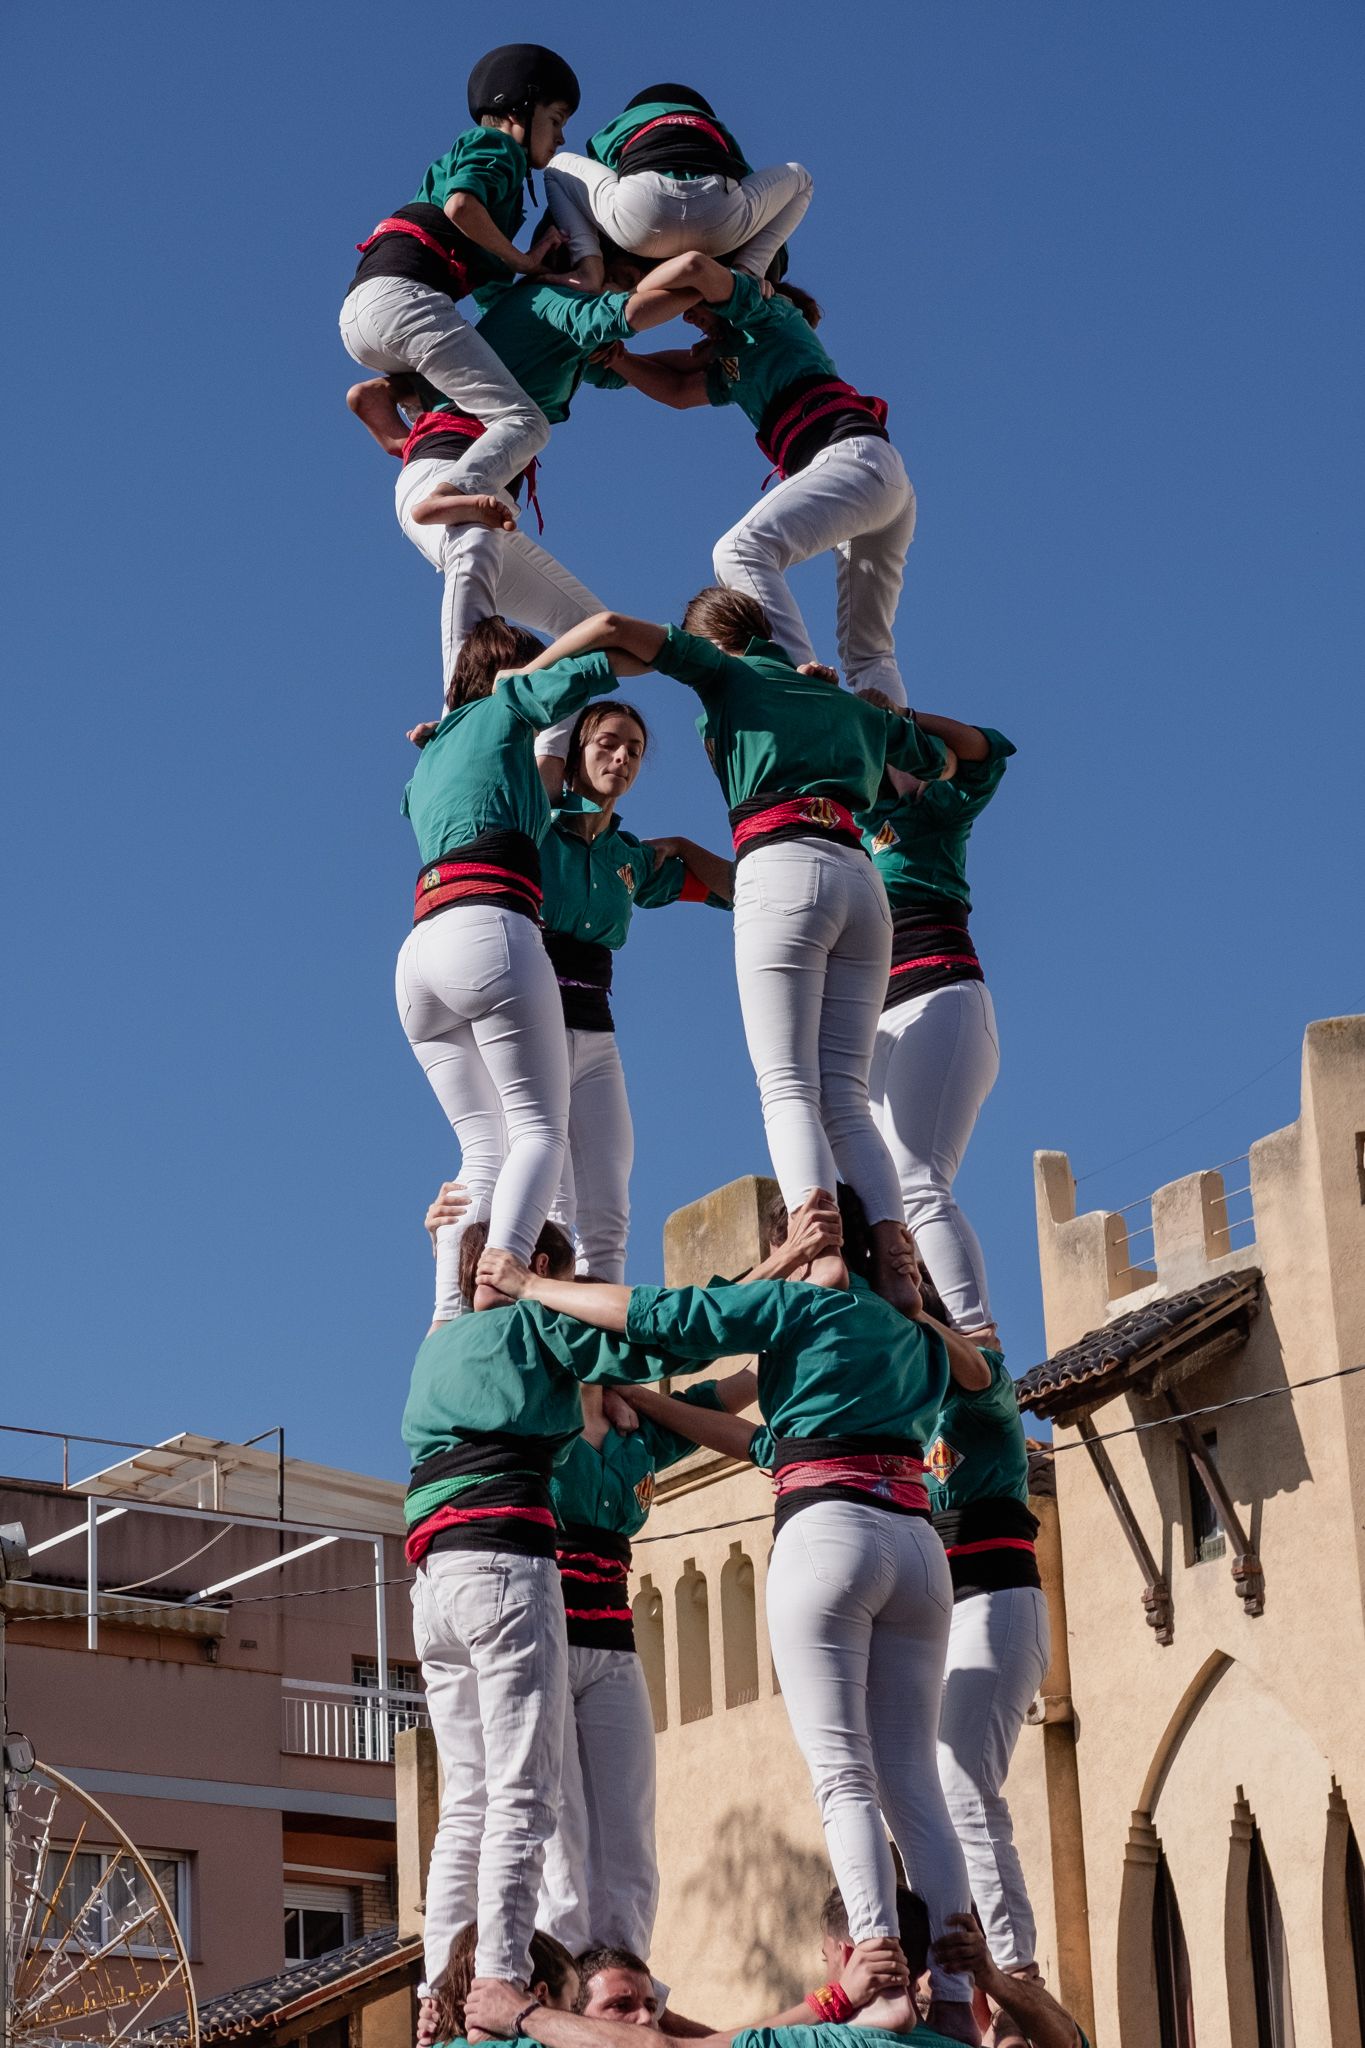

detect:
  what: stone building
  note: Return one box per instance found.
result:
[637,1015,1365,2045]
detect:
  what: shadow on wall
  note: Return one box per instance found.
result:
[681,1805,832,2008]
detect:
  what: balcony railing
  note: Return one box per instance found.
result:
[281,1678,430,1763]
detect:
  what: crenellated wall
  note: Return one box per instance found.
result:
[1029,1015,1365,2047]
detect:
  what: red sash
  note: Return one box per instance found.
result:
[758,380,890,483]
[356,217,470,295]
[400,410,544,533]
[775,1452,928,1515]
[621,113,734,159]
[731,795,858,855]
[414,860,544,925]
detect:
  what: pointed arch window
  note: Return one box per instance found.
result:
[1247,1824,1295,2048]
[1153,1849,1195,2048]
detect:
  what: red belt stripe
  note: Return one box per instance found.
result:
[732,796,858,854]
[406,1501,555,1564]
[621,113,734,158]
[414,862,543,925]
[759,381,889,483]
[942,1537,1037,1558]
[889,953,981,977]
[357,219,470,295]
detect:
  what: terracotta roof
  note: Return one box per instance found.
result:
[144,1927,421,2045]
[1016,1269,1262,1423]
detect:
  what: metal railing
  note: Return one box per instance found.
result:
[281,1677,430,1763]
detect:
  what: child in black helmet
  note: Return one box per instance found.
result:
[340,43,579,504]
[544,83,811,291]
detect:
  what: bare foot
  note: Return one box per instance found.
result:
[925,1999,982,2045]
[412,488,517,532]
[346,378,408,458]
[473,1282,514,1311]
[853,1992,919,2032]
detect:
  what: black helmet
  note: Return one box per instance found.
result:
[467,43,580,124]
[625,82,716,117]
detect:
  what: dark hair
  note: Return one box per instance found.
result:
[447,615,546,711]
[431,1925,577,2040]
[835,1183,874,1283]
[573,1947,653,2013]
[681,585,770,651]
[775,281,823,328]
[916,1263,956,1327]
[818,1885,931,1981]
[456,1218,576,1307]
[564,701,650,791]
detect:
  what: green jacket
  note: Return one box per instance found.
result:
[704,270,843,432]
[413,127,527,304]
[550,1382,723,1536]
[926,1354,1027,1514]
[541,804,727,948]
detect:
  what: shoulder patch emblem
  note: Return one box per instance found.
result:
[927,1437,963,1485]
[718,354,741,384]
[617,864,636,894]
[871,823,899,854]
[634,1471,656,1513]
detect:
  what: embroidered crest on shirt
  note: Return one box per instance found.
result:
[617,864,637,894]
[802,796,839,829]
[871,822,899,853]
[717,354,740,384]
[927,1437,963,1485]
[634,1472,655,1512]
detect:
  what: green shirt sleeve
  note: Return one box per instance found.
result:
[439,127,525,214]
[747,1423,776,1472]
[493,651,619,729]
[633,1379,725,1470]
[631,845,688,910]
[653,624,752,706]
[915,727,1015,820]
[883,711,949,780]
[535,1311,697,1388]
[583,360,627,391]
[626,1280,813,1360]
[528,286,635,350]
[713,269,768,329]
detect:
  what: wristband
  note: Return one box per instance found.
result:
[805,1983,854,2023]
[511,2000,542,2037]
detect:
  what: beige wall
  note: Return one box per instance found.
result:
[1023,1015,1365,2045]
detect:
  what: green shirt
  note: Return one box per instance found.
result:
[400,655,618,865]
[704,270,842,431]
[550,1381,724,1536]
[859,729,1015,913]
[402,1304,698,1525]
[473,281,636,422]
[413,127,528,303]
[653,626,947,813]
[541,806,724,949]
[625,1276,951,1447]
[926,1354,1029,1514]
[732,2024,970,2048]
[586,101,752,176]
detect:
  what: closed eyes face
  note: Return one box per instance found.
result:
[577,717,645,800]
[684,304,723,338]
[582,1971,658,2026]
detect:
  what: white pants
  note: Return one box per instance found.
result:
[340,275,549,495]
[713,438,916,705]
[869,981,1000,1328]
[765,1503,973,2003]
[396,455,605,691]
[549,1030,634,1282]
[733,841,903,1224]
[937,1587,1051,1972]
[538,1644,660,1956]
[412,1550,568,1983]
[545,155,811,278]
[396,907,569,1264]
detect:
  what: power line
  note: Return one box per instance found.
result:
[11,1358,1364,1619]
[1074,1045,1301,1185]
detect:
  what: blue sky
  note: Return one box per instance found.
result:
[2,1,1361,1484]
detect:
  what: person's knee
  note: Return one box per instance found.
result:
[714,518,784,585]
[521,403,552,457]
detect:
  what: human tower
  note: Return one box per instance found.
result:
[340,44,1050,2048]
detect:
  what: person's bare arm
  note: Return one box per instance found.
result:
[646,837,734,903]
[612,348,711,409]
[478,1253,631,1329]
[506,611,668,678]
[919,1313,994,1391]
[612,1383,758,1461]
[913,711,992,763]
[443,192,560,275]
[933,1918,1082,2048]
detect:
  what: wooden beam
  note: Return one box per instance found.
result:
[1076,1416,1174,1644]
